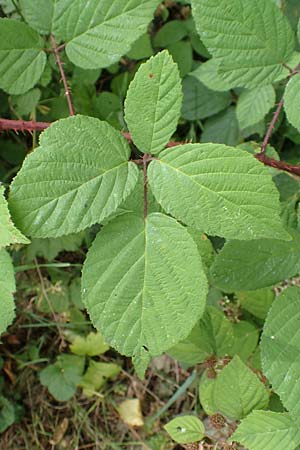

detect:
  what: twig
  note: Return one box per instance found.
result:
[255,152,300,176]
[0,118,49,132]
[260,64,300,154]
[50,35,75,116]
[260,96,284,154]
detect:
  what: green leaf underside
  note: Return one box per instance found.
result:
[284,75,300,132]
[9,115,139,238]
[192,0,294,88]
[201,107,241,147]
[164,415,205,444]
[168,306,234,366]
[0,249,16,336]
[0,19,46,95]
[124,51,182,155]
[82,212,208,357]
[233,411,300,450]
[52,0,160,69]
[213,356,269,420]
[0,186,29,247]
[237,85,276,130]
[182,75,231,121]
[211,231,300,292]
[148,143,288,240]
[261,287,300,418]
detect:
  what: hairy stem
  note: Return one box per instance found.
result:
[50,35,75,116]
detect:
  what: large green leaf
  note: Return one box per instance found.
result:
[168,306,234,366]
[19,0,54,34]
[211,231,300,292]
[181,75,231,121]
[9,115,138,238]
[192,0,294,88]
[124,51,182,155]
[82,212,208,358]
[0,19,46,94]
[52,0,160,69]
[261,287,300,418]
[237,86,276,130]
[213,356,269,420]
[148,143,288,240]
[232,411,300,450]
[284,74,300,132]
[0,249,16,336]
[0,186,29,248]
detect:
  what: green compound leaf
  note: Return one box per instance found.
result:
[232,411,300,450]
[82,212,208,357]
[0,249,16,336]
[124,51,182,155]
[237,86,276,130]
[0,19,46,95]
[148,143,288,240]
[182,75,231,121]
[261,287,300,418]
[284,75,300,132]
[9,115,138,238]
[210,231,300,292]
[52,0,160,69]
[19,0,54,34]
[168,306,235,367]
[164,415,205,444]
[0,186,29,248]
[39,354,85,402]
[213,356,269,420]
[192,0,294,88]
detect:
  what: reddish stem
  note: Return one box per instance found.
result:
[260,96,284,154]
[2,119,300,177]
[0,119,50,132]
[50,35,75,116]
[255,152,300,176]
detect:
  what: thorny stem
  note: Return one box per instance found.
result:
[0,119,50,132]
[260,64,300,154]
[50,35,75,116]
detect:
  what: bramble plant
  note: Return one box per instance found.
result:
[2,0,300,448]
